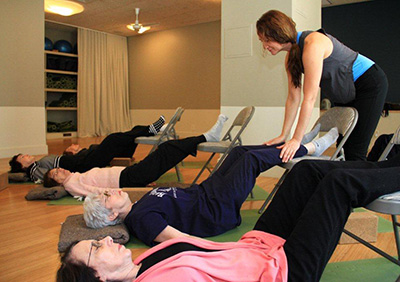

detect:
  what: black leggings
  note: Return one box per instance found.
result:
[254,154,400,281]
[337,64,388,161]
[119,136,206,187]
[61,125,152,172]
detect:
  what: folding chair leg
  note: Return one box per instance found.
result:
[174,165,182,182]
[392,215,400,259]
[342,229,400,266]
[258,170,289,214]
[191,153,216,185]
[210,153,228,175]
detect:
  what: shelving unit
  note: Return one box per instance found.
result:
[45,22,78,139]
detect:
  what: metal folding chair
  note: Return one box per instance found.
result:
[343,125,400,266]
[258,106,359,213]
[191,106,255,184]
[135,107,185,181]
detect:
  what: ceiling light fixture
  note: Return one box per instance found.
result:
[45,0,84,16]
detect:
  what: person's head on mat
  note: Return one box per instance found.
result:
[63,144,83,156]
[9,154,35,173]
[43,167,71,187]
[83,190,131,228]
[57,236,137,282]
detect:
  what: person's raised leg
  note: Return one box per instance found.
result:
[119,135,206,187]
[80,117,166,170]
[284,166,400,281]
[253,159,381,239]
[201,144,308,211]
[304,127,339,156]
[119,115,229,187]
[203,114,228,142]
[216,144,276,176]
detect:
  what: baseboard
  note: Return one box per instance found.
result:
[0,144,48,159]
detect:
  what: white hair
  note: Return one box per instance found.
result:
[83,193,122,229]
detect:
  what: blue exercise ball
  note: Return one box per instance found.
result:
[45,37,53,51]
[54,40,73,53]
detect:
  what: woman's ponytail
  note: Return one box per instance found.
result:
[287,43,303,88]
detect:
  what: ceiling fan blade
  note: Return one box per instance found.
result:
[138,26,151,34]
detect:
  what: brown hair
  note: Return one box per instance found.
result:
[57,242,102,282]
[43,170,60,187]
[9,154,25,173]
[256,10,303,88]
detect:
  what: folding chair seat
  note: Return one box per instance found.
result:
[135,107,185,181]
[258,106,358,213]
[191,106,255,185]
[343,125,400,266]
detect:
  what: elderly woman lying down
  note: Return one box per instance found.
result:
[57,155,400,282]
[64,128,338,246]
[43,115,229,196]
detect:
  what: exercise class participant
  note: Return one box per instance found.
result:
[257,10,388,161]
[43,115,229,197]
[9,117,165,182]
[82,128,338,246]
[57,153,400,281]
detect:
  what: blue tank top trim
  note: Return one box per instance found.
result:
[297,32,302,44]
[298,31,374,82]
[352,54,375,81]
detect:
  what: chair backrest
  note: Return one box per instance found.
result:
[221,106,255,146]
[158,107,185,142]
[312,107,358,160]
[378,125,400,161]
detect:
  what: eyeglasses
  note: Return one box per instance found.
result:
[87,240,102,266]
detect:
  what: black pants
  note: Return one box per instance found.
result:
[61,125,152,173]
[337,64,388,161]
[254,154,400,282]
[119,135,206,187]
[367,133,400,161]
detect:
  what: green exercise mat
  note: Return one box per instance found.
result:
[47,196,83,205]
[321,257,399,281]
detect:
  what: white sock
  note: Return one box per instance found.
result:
[160,123,168,132]
[311,127,339,156]
[301,123,321,144]
[203,114,229,142]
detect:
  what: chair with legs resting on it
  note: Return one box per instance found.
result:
[191,106,255,185]
[135,107,185,182]
[258,106,359,213]
[343,125,400,266]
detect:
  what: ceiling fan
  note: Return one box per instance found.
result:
[126,8,158,34]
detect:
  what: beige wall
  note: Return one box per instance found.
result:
[1,0,44,107]
[221,0,321,177]
[128,21,221,110]
[0,0,47,158]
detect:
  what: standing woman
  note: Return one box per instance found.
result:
[257,10,388,161]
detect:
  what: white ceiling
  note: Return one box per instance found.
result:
[45,0,371,37]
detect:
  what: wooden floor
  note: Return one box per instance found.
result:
[0,136,397,281]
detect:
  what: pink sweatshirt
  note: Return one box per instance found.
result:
[63,166,125,197]
[134,230,288,282]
